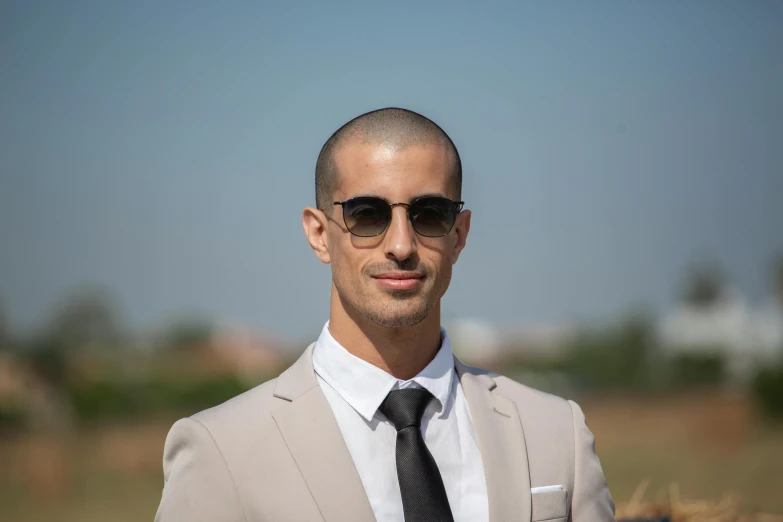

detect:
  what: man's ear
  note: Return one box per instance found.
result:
[302,207,331,264]
[451,209,471,264]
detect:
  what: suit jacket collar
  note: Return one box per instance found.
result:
[271,344,532,522]
[454,359,533,522]
[272,343,376,522]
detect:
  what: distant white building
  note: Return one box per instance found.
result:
[658,286,783,380]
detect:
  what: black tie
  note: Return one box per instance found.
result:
[379,388,454,522]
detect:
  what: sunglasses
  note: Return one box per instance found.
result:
[331,196,465,238]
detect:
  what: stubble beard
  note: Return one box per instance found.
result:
[363,291,432,328]
[335,276,435,329]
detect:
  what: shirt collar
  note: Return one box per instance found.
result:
[311,321,455,422]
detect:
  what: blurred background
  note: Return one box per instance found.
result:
[1,1,782,520]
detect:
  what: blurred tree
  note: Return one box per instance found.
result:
[0,299,9,351]
[566,310,658,391]
[16,286,125,433]
[161,316,214,352]
[24,336,69,387]
[46,285,125,350]
[681,261,726,307]
[669,353,725,388]
[15,333,76,433]
[752,363,783,420]
[774,253,783,305]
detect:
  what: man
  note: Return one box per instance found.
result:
[155,108,615,522]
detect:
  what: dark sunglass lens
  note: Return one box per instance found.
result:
[409,197,457,237]
[343,197,391,237]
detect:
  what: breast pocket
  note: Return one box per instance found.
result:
[531,488,569,522]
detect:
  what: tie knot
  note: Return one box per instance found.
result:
[379,388,434,431]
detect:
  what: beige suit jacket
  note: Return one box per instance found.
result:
[155,344,615,522]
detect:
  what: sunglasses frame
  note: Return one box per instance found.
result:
[331,196,465,238]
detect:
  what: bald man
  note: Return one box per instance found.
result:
[155,108,615,522]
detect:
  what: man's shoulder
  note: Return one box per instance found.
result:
[185,376,286,453]
[193,377,280,422]
[190,343,316,431]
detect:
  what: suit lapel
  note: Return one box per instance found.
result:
[457,359,532,522]
[272,345,375,522]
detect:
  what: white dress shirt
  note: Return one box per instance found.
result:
[312,322,489,522]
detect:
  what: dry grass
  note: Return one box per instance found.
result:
[0,421,168,522]
[582,391,783,514]
[616,480,783,521]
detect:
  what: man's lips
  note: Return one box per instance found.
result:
[371,272,424,290]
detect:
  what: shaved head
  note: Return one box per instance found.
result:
[315,107,462,210]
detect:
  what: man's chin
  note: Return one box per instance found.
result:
[362,300,431,329]
[367,313,429,329]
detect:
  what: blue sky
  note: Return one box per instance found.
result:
[1,1,782,340]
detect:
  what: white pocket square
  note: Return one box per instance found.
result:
[530,485,564,494]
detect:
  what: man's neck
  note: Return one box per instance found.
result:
[328,292,443,381]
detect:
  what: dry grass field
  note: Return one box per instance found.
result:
[585,391,783,515]
[0,391,781,521]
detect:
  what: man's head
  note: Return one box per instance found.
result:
[303,108,471,329]
[314,108,462,210]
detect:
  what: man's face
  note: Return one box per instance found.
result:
[321,140,470,328]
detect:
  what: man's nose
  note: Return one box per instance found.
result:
[383,206,417,261]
